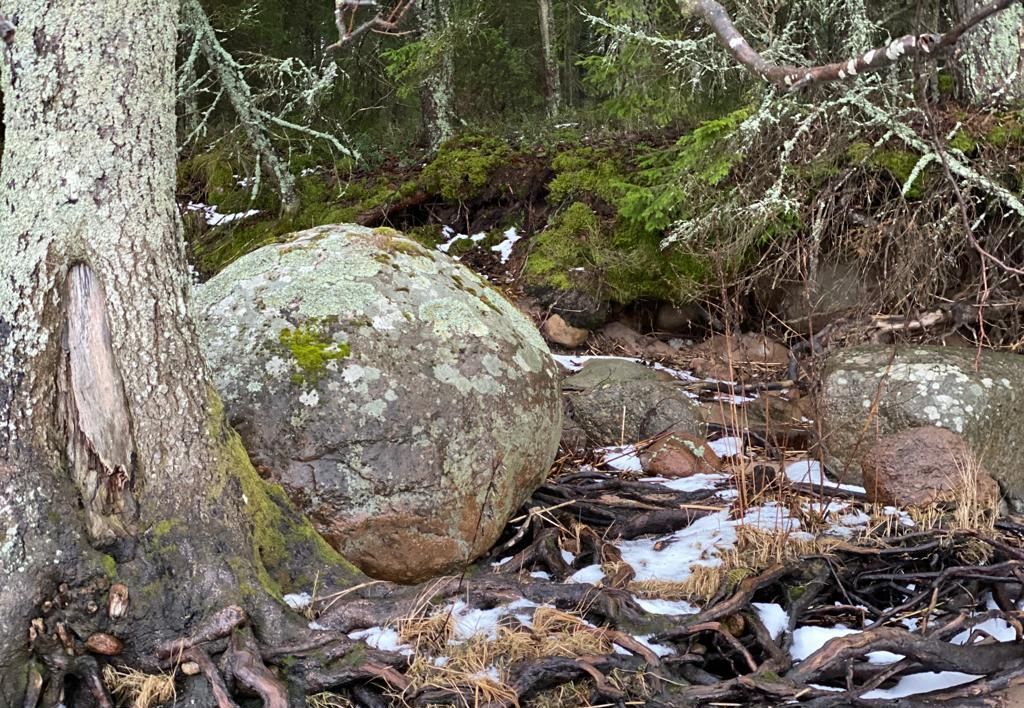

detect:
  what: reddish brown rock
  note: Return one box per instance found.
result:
[640,432,722,478]
[84,632,123,655]
[542,313,589,348]
[860,426,1000,508]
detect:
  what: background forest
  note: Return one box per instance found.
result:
[136,0,1024,346]
[1,1,1022,333]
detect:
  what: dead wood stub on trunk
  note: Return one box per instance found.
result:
[57,265,138,551]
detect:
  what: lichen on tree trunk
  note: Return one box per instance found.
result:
[954,0,1024,106]
[0,0,362,701]
[419,0,456,151]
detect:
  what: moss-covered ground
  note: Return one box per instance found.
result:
[180,104,1024,319]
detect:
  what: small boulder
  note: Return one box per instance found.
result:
[820,345,1024,508]
[196,225,562,583]
[542,314,589,348]
[860,427,1000,508]
[655,302,703,333]
[562,359,704,446]
[640,432,722,478]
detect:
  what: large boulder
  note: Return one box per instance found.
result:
[195,225,562,583]
[820,345,1024,507]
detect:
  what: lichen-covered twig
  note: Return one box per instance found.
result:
[684,0,1024,89]
[181,0,300,214]
[327,0,419,52]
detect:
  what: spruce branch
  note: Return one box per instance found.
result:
[683,0,1024,89]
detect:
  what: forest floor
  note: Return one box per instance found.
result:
[265,347,1024,708]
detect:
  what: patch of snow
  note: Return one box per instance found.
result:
[447,599,539,641]
[185,201,260,226]
[952,616,1019,644]
[489,227,521,263]
[642,473,730,492]
[635,598,698,615]
[308,621,327,631]
[568,564,605,585]
[860,672,981,699]
[529,570,551,580]
[599,445,644,472]
[753,602,788,640]
[437,225,487,254]
[785,460,866,493]
[709,437,744,458]
[634,634,676,657]
[560,549,576,565]
[349,626,412,654]
[790,626,903,664]
[283,592,312,610]
[617,510,734,582]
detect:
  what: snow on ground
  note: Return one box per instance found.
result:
[490,227,521,263]
[635,598,698,615]
[283,592,312,610]
[185,201,261,226]
[599,445,644,472]
[349,626,413,655]
[448,598,539,640]
[790,626,904,664]
[709,436,744,458]
[785,460,866,493]
[437,225,487,254]
[753,602,788,640]
[860,672,982,699]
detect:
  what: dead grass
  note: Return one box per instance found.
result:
[306,692,354,708]
[389,598,620,707]
[102,665,176,708]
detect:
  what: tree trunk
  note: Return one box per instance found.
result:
[538,0,562,118]
[419,0,456,151]
[954,0,1024,106]
[0,0,359,701]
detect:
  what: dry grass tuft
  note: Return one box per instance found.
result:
[306,691,354,708]
[102,665,176,708]
[526,681,593,708]
[388,599,623,707]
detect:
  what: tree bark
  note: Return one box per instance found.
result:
[538,0,562,118]
[0,0,360,701]
[418,0,456,151]
[954,0,1024,106]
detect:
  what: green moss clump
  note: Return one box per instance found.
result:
[420,135,512,201]
[847,142,929,198]
[948,129,977,154]
[986,114,1024,147]
[526,202,708,303]
[99,554,117,580]
[548,147,626,204]
[279,326,350,383]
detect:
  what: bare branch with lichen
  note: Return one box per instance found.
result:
[328,0,419,52]
[683,0,1024,89]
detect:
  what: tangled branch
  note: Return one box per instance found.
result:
[327,0,419,52]
[685,0,1024,89]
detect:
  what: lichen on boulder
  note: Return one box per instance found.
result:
[820,345,1024,508]
[195,224,562,583]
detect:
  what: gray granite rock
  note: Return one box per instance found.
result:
[195,224,562,582]
[820,345,1024,507]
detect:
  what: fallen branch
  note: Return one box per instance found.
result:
[684,0,1023,89]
